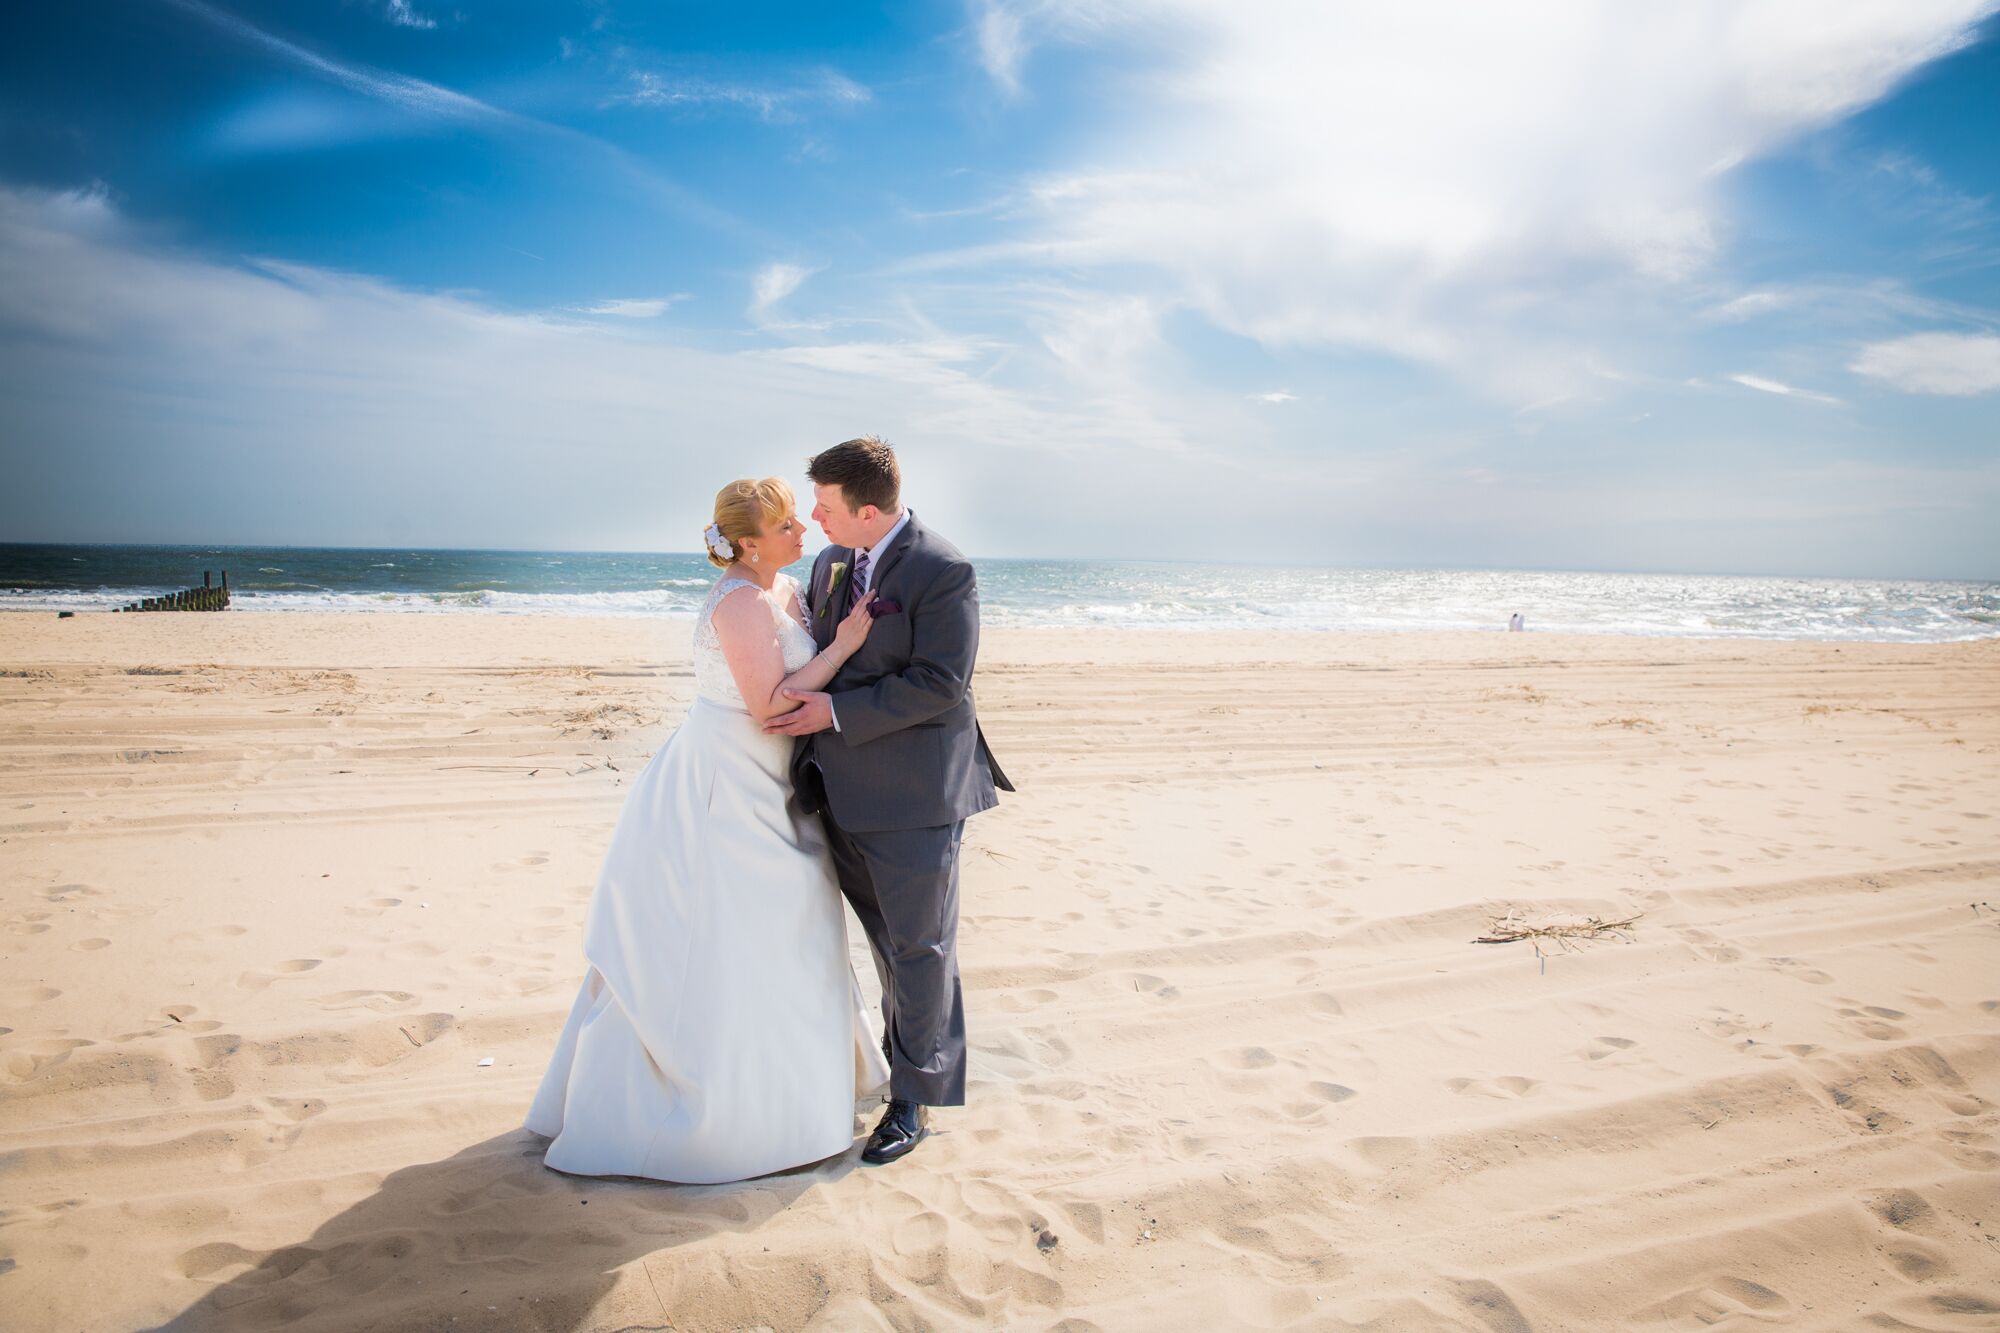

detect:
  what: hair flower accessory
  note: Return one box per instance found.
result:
[704,523,735,561]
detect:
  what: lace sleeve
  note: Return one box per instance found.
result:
[693,577,758,651]
[692,578,769,709]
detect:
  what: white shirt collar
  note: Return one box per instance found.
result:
[856,508,911,589]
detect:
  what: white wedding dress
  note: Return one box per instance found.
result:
[525,574,889,1183]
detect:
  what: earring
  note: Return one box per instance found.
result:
[750,551,760,564]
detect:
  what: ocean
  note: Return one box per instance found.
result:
[1,543,1994,642]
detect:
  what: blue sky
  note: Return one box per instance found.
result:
[2,1,1997,577]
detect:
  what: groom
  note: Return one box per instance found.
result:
[764,436,1013,1165]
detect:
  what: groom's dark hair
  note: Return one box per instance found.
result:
[807,436,901,514]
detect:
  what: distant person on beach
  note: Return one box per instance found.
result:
[1509,612,1524,632]
[526,439,1010,1182]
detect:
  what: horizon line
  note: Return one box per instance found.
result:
[0,540,1993,587]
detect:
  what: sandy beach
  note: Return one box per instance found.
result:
[2,612,1997,1332]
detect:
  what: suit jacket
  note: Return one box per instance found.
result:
[792,513,1014,833]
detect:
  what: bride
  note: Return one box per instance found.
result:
[525,477,890,1183]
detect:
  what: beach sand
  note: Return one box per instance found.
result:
[2,613,1997,1331]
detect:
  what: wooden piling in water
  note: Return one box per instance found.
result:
[123,571,234,612]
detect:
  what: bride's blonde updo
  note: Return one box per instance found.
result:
[705,477,796,569]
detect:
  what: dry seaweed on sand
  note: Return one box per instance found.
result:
[1473,911,1641,950]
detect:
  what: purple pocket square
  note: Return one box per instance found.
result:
[866,598,903,618]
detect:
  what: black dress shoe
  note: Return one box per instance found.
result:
[860,1098,929,1165]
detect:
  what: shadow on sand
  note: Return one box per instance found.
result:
[151,1129,855,1333]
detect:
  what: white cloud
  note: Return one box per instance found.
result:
[167,0,502,123]
[970,0,1126,94]
[749,262,816,320]
[1251,390,1297,404]
[1850,331,2000,395]
[1703,290,1796,323]
[0,185,1088,548]
[1698,279,1958,328]
[384,0,436,30]
[1728,372,1844,406]
[613,69,871,122]
[940,0,2000,404]
[974,0,1031,94]
[166,0,752,241]
[582,295,690,318]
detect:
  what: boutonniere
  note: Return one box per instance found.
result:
[820,562,849,619]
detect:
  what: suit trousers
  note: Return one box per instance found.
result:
[821,814,968,1107]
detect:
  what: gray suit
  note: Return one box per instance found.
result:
[792,514,1012,1106]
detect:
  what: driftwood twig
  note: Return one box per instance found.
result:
[1473,912,1641,951]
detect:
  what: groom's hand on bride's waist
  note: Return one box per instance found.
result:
[763,689,835,736]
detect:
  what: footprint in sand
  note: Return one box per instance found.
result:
[70,937,111,952]
[4,1037,94,1081]
[236,959,324,991]
[1836,1006,1909,1041]
[1584,1036,1639,1060]
[1677,927,1743,963]
[314,989,418,1013]
[251,1095,328,1124]
[996,987,1060,1013]
[1827,1082,1907,1135]
[175,1241,263,1283]
[1886,941,1940,965]
[1762,955,1835,985]
[1880,1241,1952,1282]
[39,884,102,903]
[168,925,250,948]
[1445,1075,1540,1099]
[1637,1276,1792,1325]
[1450,1278,1535,1333]
[1865,1188,1939,1232]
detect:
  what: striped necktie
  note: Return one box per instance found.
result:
[846,550,870,615]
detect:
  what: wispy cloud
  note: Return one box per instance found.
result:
[612,69,870,123]
[749,262,816,321]
[1250,390,1297,404]
[968,0,1121,96]
[1851,332,2000,395]
[1702,290,1797,323]
[973,0,1031,95]
[1728,372,1844,406]
[165,0,759,243]
[1697,280,1956,327]
[166,0,504,124]
[581,295,691,318]
[383,0,436,30]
